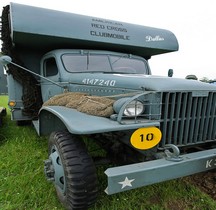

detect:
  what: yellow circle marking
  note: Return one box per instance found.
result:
[130,127,162,150]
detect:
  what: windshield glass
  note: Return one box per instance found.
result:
[62,53,148,74]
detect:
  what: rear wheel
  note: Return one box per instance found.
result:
[45,131,98,210]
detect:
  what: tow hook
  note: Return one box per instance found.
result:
[164,144,183,162]
[44,159,55,182]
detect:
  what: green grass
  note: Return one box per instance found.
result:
[1,95,216,210]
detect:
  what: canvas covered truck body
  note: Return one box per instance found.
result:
[1,2,216,209]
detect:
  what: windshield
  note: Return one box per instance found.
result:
[62,53,149,74]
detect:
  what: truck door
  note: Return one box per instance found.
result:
[41,57,62,102]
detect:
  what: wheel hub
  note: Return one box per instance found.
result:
[44,147,66,193]
[44,159,55,181]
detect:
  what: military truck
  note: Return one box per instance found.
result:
[209,80,216,85]
[1,3,216,210]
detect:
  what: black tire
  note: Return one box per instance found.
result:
[48,131,98,210]
[16,120,31,126]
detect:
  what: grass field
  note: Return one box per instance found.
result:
[1,95,216,210]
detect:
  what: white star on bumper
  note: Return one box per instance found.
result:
[118,176,135,189]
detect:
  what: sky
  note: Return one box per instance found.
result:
[0,0,215,79]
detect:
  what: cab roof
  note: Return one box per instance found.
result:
[8,2,179,58]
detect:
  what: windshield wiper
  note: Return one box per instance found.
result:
[87,52,89,70]
[104,71,134,74]
[111,54,129,65]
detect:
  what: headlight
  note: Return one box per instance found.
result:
[113,98,144,117]
[124,100,144,116]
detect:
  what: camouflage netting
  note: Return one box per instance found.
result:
[43,92,115,117]
[1,5,43,119]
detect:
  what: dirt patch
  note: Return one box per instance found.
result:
[185,171,216,200]
[165,199,189,210]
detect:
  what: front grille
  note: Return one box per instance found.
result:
[159,91,216,148]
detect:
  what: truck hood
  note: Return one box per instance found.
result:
[71,73,216,92]
[114,74,216,91]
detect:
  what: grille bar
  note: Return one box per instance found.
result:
[208,93,216,139]
[198,97,208,142]
[173,92,182,145]
[181,94,191,145]
[159,92,216,148]
[203,93,213,141]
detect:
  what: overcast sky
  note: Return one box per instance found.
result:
[0,0,215,79]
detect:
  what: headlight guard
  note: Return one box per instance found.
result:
[113,97,144,117]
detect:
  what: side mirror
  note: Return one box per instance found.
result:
[0,55,12,65]
[168,69,173,77]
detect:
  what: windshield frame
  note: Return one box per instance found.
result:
[61,50,150,75]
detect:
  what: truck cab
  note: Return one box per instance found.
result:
[41,49,151,102]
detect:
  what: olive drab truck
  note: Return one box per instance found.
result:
[1,3,216,210]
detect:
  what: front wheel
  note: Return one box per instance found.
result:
[44,131,98,210]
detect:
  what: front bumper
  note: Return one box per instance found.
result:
[105,148,216,194]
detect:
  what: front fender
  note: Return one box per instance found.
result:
[39,106,159,136]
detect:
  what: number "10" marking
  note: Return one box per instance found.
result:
[130,127,162,150]
[140,133,154,142]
